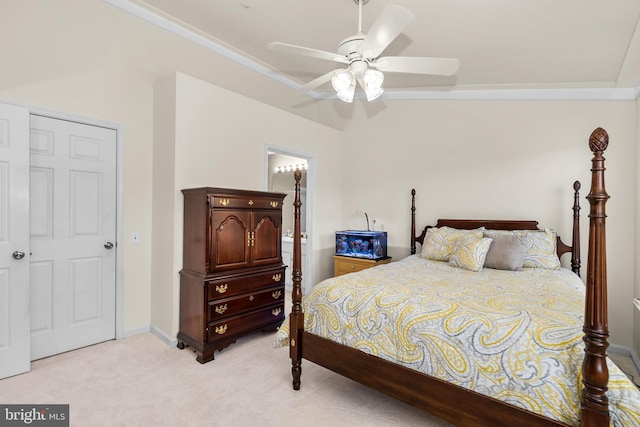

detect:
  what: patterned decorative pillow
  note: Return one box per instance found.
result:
[483,229,561,270]
[421,226,485,262]
[449,235,493,272]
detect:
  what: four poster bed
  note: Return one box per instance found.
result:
[277,128,640,426]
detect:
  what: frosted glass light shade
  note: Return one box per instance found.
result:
[332,70,356,103]
[363,69,384,101]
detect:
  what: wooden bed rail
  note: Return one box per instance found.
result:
[581,127,610,426]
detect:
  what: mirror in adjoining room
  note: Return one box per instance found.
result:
[267,151,308,292]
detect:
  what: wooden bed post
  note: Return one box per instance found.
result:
[410,189,417,255]
[572,180,582,276]
[290,168,304,390]
[581,127,610,427]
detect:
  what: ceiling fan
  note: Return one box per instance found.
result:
[268,0,459,102]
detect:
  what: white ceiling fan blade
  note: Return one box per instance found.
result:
[358,4,414,59]
[373,57,460,76]
[300,69,339,91]
[268,42,348,64]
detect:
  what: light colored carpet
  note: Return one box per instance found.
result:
[0,331,452,427]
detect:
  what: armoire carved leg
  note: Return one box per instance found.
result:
[196,349,215,364]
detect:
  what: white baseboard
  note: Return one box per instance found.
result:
[122,325,150,338]
[150,325,178,347]
[609,343,640,373]
[120,325,178,348]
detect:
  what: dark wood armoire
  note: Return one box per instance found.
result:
[177,187,286,363]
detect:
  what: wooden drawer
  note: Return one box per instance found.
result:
[207,267,285,300]
[334,256,391,276]
[207,286,284,321]
[209,194,283,210]
[207,302,285,342]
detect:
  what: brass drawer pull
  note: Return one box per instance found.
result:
[214,304,228,315]
[215,324,228,335]
[272,308,282,317]
[270,201,279,208]
[272,290,282,299]
[219,198,230,206]
[216,284,228,294]
[272,274,281,282]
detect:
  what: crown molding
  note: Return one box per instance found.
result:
[379,87,638,101]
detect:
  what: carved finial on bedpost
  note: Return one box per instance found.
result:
[581,127,610,426]
[571,181,581,276]
[290,168,304,390]
[411,189,417,255]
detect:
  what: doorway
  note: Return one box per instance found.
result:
[266,148,313,294]
[0,101,122,379]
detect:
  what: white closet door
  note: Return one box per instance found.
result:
[0,103,31,379]
[29,115,116,360]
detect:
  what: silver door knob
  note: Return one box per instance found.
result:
[104,242,114,249]
[12,251,26,260]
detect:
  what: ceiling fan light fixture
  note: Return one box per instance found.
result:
[363,68,384,101]
[332,70,356,103]
[269,2,460,104]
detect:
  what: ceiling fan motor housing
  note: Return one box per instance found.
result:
[337,34,365,59]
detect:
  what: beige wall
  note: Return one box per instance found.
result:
[0,67,156,336]
[150,76,177,337]
[152,73,343,337]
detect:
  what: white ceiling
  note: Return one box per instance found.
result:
[118,0,640,98]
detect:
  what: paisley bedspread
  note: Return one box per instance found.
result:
[274,255,640,426]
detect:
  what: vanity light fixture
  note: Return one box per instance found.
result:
[274,161,308,173]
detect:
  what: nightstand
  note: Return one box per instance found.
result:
[333,255,392,277]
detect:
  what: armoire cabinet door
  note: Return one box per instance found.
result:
[250,210,282,267]
[210,210,251,271]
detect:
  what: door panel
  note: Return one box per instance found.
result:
[29,115,116,360]
[251,211,282,266]
[70,256,102,323]
[211,210,250,271]
[29,261,53,333]
[0,103,30,379]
